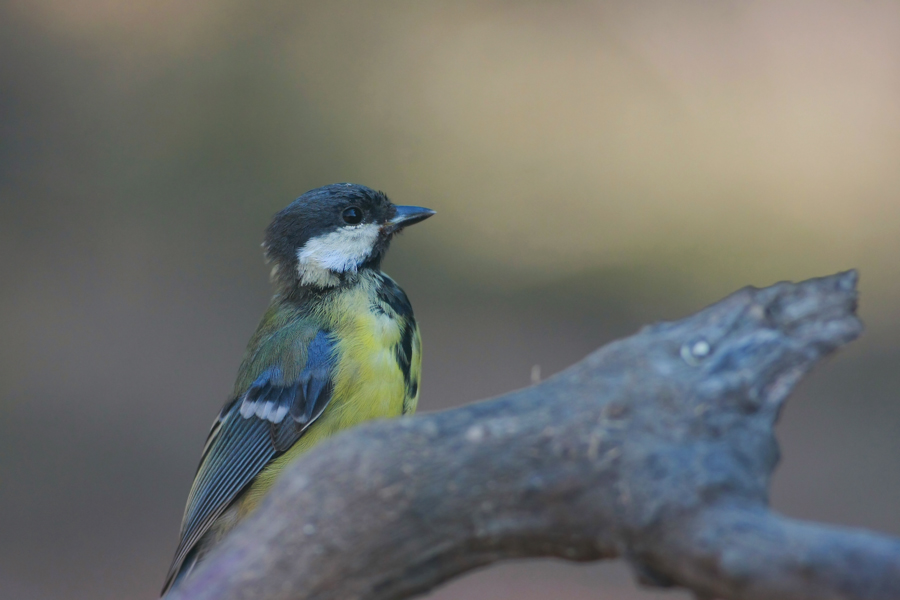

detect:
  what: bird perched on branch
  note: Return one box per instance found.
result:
[162,184,434,595]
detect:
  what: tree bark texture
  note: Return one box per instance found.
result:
[168,270,900,600]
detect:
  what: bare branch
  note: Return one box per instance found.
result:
[168,270,900,600]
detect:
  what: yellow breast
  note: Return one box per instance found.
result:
[238,281,415,513]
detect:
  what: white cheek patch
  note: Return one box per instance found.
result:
[296,223,381,287]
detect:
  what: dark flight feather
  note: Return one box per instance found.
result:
[162,330,337,593]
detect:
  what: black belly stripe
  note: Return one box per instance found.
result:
[372,271,418,408]
[395,321,414,393]
[375,274,414,316]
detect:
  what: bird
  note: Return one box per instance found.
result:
[161,183,434,595]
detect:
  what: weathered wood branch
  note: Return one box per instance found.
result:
[169,270,900,600]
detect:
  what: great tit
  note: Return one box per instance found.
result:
[162,183,434,594]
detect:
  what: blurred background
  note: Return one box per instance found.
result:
[1,1,899,598]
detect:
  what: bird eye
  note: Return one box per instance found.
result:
[342,207,363,224]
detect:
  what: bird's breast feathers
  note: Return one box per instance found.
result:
[320,271,421,423]
[240,271,421,501]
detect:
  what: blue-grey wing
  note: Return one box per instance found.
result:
[238,331,336,438]
[162,330,336,594]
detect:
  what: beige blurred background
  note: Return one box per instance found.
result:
[1,1,899,598]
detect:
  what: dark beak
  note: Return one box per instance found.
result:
[385,205,436,233]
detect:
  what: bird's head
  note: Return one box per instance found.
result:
[263,183,435,290]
